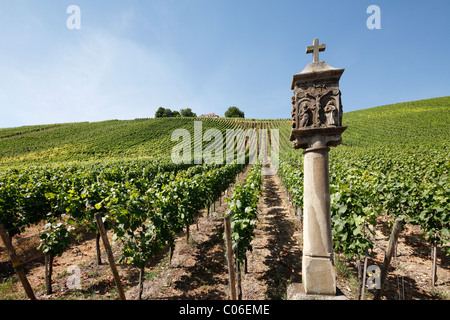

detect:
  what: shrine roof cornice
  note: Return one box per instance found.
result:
[291,62,345,90]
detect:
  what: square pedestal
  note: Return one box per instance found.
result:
[287,283,347,300]
[302,256,336,295]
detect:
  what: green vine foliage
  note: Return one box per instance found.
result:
[278,145,449,260]
[225,163,263,264]
[38,217,74,257]
[102,162,245,270]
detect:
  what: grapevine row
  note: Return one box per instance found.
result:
[225,162,263,264]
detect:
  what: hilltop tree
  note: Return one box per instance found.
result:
[225,106,245,118]
[155,107,174,118]
[156,107,196,118]
[163,108,174,117]
[155,107,167,118]
[180,108,197,117]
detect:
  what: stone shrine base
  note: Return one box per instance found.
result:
[286,283,348,300]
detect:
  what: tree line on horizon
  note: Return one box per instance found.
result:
[155,106,245,118]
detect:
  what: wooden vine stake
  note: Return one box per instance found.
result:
[0,224,36,300]
[224,214,237,300]
[235,242,242,300]
[431,233,438,286]
[361,255,369,300]
[374,218,403,300]
[95,213,126,300]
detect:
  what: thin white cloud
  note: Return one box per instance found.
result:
[0,27,203,126]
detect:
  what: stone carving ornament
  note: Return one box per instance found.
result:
[291,85,343,130]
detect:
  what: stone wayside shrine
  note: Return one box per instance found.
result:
[287,39,347,300]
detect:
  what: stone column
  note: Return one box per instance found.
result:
[302,142,335,295]
[293,129,345,296]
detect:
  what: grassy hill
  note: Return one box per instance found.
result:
[342,96,450,148]
[0,118,236,168]
[0,96,449,169]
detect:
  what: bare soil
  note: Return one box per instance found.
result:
[1,171,449,300]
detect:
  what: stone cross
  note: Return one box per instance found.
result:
[306,38,326,63]
[287,39,347,300]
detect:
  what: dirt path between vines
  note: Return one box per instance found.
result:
[126,171,303,300]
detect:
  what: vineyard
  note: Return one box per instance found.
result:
[0,96,449,300]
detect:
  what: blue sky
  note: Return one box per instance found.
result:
[0,0,449,128]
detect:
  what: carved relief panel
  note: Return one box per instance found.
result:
[291,80,343,130]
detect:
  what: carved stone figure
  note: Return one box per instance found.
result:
[299,100,311,128]
[324,99,338,126]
